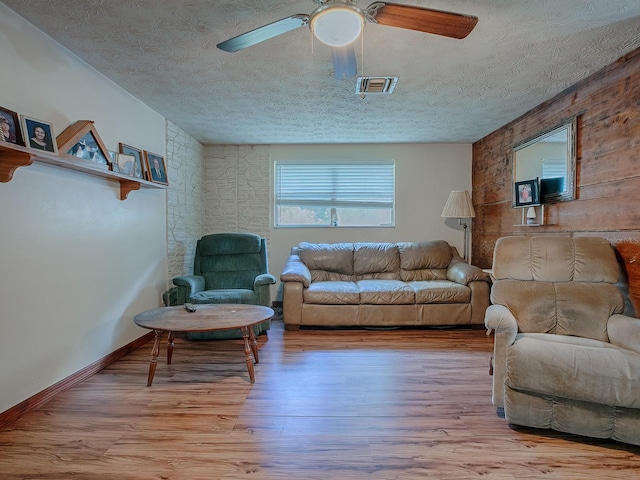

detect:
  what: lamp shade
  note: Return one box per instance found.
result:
[441,190,476,218]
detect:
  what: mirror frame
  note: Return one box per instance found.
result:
[512,117,577,206]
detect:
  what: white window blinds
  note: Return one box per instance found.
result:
[275,160,395,210]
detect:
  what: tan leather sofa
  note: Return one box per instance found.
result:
[280,240,491,330]
[486,236,640,446]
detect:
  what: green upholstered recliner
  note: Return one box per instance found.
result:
[173,233,276,340]
[485,236,640,446]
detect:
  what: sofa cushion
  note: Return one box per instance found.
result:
[198,233,262,255]
[353,243,400,280]
[304,281,360,304]
[411,281,470,304]
[398,240,452,281]
[357,279,415,304]
[506,334,640,409]
[299,242,355,282]
[191,288,257,304]
[493,236,620,283]
[491,280,624,341]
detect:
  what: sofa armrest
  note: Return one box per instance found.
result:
[282,281,304,330]
[255,273,277,287]
[469,280,490,325]
[280,254,312,288]
[173,275,205,304]
[485,304,518,336]
[608,314,640,355]
[446,261,491,286]
[254,274,276,307]
[485,305,519,408]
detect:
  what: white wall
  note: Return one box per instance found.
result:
[0,5,167,414]
[269,144,473,297]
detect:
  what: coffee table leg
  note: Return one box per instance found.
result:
[241,326,255,384]
[167,331,175,365]
[249,326,259,364]
[147,330,164,387]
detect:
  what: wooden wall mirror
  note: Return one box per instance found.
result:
[513,117,577,205]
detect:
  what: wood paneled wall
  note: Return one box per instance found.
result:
[472,47,640,315]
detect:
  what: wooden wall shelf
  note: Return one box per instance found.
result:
[0,142,166,200]
[514,204,547,227]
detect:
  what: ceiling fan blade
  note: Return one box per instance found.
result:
[217,14,309,52]
[366,2,478,39]
[331,45,357,80]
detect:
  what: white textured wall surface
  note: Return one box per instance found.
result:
[204,145,271,241]
[166,120,204,282]
[0,5,166,414]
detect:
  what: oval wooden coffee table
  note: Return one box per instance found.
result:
[134,304,274,386]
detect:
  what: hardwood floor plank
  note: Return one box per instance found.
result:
[1,320,639,479]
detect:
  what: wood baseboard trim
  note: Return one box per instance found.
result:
[0,331,154,430]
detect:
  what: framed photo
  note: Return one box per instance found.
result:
[115,153,136,176]
[515,178,540,207]
[118,143,143,178]
[21,115,57,153]
[143,151,168,185]
[56,120,110,170]
[0,106,24,146]
[108,150,119,172]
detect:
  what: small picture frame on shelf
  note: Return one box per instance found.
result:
[57,120,111,170]
[115,153,136,176]
[515,178,540,207]
[143,151,168,185]
[108,150,119,172]
[21,115,57,153]
[118,143,144,178]
[0,106,24,146]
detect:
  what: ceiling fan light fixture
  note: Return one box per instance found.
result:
[310,3,364,47]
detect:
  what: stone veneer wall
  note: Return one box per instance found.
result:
[203,144,271,244]
[166,120,205,283]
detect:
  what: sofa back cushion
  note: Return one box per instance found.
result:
[398,240,452,281]
[195,233,267,290]
[297,240,457,283]
[492,235,620,282]
[492,280,624,341]
[354,243,401,280]
[491,236,624,341]
[298,242,355,282]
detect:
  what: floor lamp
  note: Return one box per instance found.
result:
[441,190,476,262]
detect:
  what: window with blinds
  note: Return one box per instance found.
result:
[274,160,395,227]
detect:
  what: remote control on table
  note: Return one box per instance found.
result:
[184,303,197,312]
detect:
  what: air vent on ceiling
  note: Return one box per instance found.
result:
[356,76,398,95]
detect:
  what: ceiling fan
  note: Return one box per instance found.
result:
[217,1,478,80]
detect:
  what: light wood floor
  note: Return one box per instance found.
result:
[1,320,638,479]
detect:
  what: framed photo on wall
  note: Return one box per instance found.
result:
[515,178,540,207]
[0,106,24,146]
[143,151,168,185]
[118,143,144,179]
[21,115,57,153]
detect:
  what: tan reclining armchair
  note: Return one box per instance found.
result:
[485,236,640,446]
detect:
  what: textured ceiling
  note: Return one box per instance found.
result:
[3,0,640,144]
